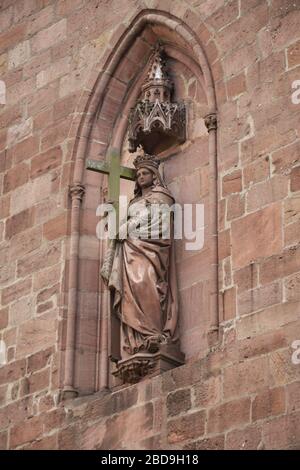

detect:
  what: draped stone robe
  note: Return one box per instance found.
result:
[103,185,179,359]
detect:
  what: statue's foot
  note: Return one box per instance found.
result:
[144,334,167,353]
[147,339,160,353]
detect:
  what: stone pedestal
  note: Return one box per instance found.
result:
[112,342,185,384]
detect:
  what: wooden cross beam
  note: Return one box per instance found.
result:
[86,151,136,225]
[86,150,136,362]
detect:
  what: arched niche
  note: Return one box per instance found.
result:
[61,10,218,397]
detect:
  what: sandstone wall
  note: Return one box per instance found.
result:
[0,0,300,450]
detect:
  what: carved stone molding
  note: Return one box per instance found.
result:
[113,343,185,384]
[69,183,85,201]
[204,113,217,132]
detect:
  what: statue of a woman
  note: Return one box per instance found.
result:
[101,154,179,364]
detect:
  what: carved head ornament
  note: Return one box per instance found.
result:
[133,153,160,171]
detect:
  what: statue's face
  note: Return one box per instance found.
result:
[136,167,154,189]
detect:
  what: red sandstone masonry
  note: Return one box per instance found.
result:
[0,0,299,451]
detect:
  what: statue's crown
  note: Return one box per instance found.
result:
[133,154,159,170]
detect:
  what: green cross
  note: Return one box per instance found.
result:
[86,149,136,362]
[86,149,136,226]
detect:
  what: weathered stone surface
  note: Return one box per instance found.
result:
[231,203,282,269]
[208,398,251,434]
[166,389,191,417]
[5,207,35,239]
[252,387,286,421]
[16,311,57,359]
[167,410,206,444]
[17,242,61,277]
[223,357,269,399]
[226,425,262,450]
[0,0,299,452]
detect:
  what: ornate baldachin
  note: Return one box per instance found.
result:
[128,44,186,153]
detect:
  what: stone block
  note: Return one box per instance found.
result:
[43,213,68,241]
[287,39,300,69]
[246,176,288,212]
[17,242,61,278]
[231,203,282,269]
[16,311,57,358]
[166,388,191,417]
[260,244,300,284]
[184,435,225,450]
[33,264,61,291]
[0,307,8,330]
[252,387,286,421]
[37,284,59,304]
[27,347,53,374]
[287,381,300,412]
[284,272,300,302]
[193,374,222,408]
[243,157,270,188]
[22,433,58,450]
[227,193,245,221]
[10,415,44,448]
[3,162,29,193]
[206,0,239,31]
[27,5,55,36]
[8,40,30,69]
[290,166,300,192]
[238,330,287,361]
[9,295,34,327]
[0,396,32,430]
[262,411,300,449]
[0,359,26,385]
[11,136,40,164]
[223,357,269,399]
[222,169,242,196]
[30,146,62,180]
[236,301,300,339]
[0,24,27,55]
[227,73,246,98]
[284,196,300,224]
[40,118,71,151]
[2,275,31,306]
[237,282,282,316]
[269,349,300,387]
[223,286,236,320]
[167,410,206,444]
[233,263,258,292]
[20,368,50,397]
[9,226,42,262]
[218,229,231,260]
[5,207,35,239]
[208,397,251,434]
[0,430,8,450]
[36,56,70,88]
[7,117,33,148]
[30,19,67,54]
[226,425,262,450]
[271,140,300,175]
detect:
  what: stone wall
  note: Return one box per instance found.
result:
[0,0,300,450]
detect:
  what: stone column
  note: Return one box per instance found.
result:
[62,182,85,399]
[204,113,219,346]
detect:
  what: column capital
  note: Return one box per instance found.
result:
[69,182,85,201]
[204,113,217,132]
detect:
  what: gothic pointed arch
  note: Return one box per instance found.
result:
[61,9,219,398]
